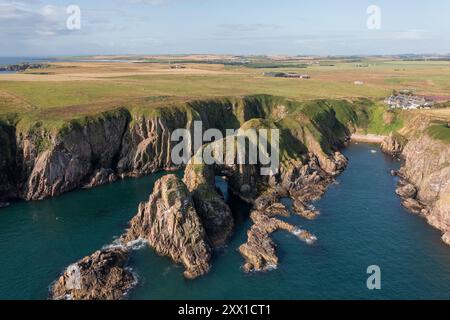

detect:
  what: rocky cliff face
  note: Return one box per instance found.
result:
[178,114,348,272]
[122,174,211,279]
[397,134,450,245]
[13,109,130,200]
[0,95,358,203]
[0,121,18,201]
[44,96,372,299]
[381,132,407,156]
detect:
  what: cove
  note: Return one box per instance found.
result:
[0,143,449,300]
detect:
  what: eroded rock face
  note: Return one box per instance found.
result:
[398,134,450,245]
[21,110,129,200]
[50,247,135,300]
[117,113,190,176]
[25,149,89,200]
[381,133,406,156]
[183,166,234,247]
[84,168,117,188]
[122,174,211,279]
[239,198,317,272]
[396,183,417,199]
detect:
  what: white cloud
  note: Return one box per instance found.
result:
[0,1,67,38]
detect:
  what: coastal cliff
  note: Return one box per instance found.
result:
[0,95,363,203]
[40,95,450,299]
[379,116,450,246]
[397,134,449,245]
[46,95,363,299]
[122,174,211,279]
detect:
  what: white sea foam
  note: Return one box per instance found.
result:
[102,237,148,251]
[371,149,377,154]
[292,228,318,245]
[125,238,148,250]
[265,264,278,271]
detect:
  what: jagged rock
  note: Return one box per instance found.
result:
[183,169,234,247]
[396,183,417,199]
[239,194,317,273]
[84,168,117,188]
[117,114,189,175]
[189,185,234,247]
[239,212,294,272]
[292,198,319,220]
[50,247,135,300]
[254,189,280,210]
[122,174,211,279]
[22,110,129,200]
[399,134,450,245]
[25,149,90,200]
[401,198,425,215]
[264,202,290,217]
[381,132,406,156]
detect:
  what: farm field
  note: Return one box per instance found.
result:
[1,56,450,123]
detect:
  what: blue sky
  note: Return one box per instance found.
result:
[1,0,450,56]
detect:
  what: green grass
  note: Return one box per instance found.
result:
[427,123,450,143]
[366,104,404,135]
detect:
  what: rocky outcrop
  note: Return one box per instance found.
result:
[396,182,417,199]
[381,132,407,156]
[122,174,211,279]
[50,174,211,300]
[50,247,135,300]
[239,196,317,272]
[84,168,117,188]
[397,134,450,245]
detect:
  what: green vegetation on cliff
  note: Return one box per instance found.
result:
[427,122,450,143]
[366,104,404,135]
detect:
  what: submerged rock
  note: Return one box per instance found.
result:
[50,247,135,300]
[122,174,211,279]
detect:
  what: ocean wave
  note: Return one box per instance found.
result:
[102,237,148,251]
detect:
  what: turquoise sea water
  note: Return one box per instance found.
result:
[0,144,449,300]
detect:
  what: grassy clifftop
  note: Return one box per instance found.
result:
[3,93,448,154]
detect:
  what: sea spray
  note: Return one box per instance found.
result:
[102,237,148,251]
[292,228,317,245]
